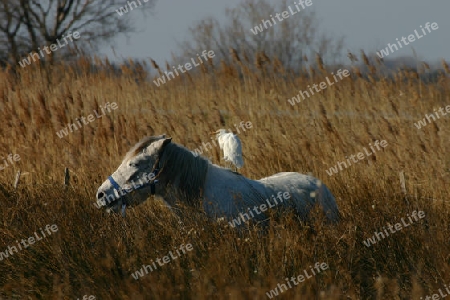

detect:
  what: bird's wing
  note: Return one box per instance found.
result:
[217,134,226,150]
[220,134,234,160]
[223,134,244,168]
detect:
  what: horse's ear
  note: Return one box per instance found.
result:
[157,138,171,156]
[151,137,172,153]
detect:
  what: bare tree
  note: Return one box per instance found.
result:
[0,0,157,67]
[176,0,344,69]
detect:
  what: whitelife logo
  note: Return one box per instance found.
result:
[153,50,215,87]
[265,262,329,298]
[228,192,291,228]
[18,32,81,68]
[0,153,20,171]
[413,104,450,129]
[250,0,313,35]
[363,210,425,247]
[0,224,58,261]
[325,140,388,176]
[56,102,118,139]
[131,243,193,280]
[287,69,350,106]
[376,22,439,58]
[115,0,152,16]
[421,283,450,300]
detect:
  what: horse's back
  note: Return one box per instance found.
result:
[258,172,319,189]
[204,166,339,223]
[258,172,339,222]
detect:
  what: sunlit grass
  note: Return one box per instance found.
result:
[0,52,449,299]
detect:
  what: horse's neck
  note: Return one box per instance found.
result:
[158,144,207,206]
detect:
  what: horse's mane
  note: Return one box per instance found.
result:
[124,136,162,162]
[159,142,209,206]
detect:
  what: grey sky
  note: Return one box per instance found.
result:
[102,0,450,64]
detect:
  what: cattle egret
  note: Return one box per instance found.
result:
[211,129,243,171]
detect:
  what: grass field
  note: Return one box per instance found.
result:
[0,53,449,299]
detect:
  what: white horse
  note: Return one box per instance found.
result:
[95,135,339,224]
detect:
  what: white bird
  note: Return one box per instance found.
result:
[211,129,244,171]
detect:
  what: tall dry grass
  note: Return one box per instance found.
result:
[0,51,449,299]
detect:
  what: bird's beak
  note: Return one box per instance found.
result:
[209,131,219,135]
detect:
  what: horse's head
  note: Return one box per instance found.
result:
[95,135,172,215]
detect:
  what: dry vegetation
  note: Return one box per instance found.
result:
[0,52,449,300]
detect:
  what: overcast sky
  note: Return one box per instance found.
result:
[101,0,450,65]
